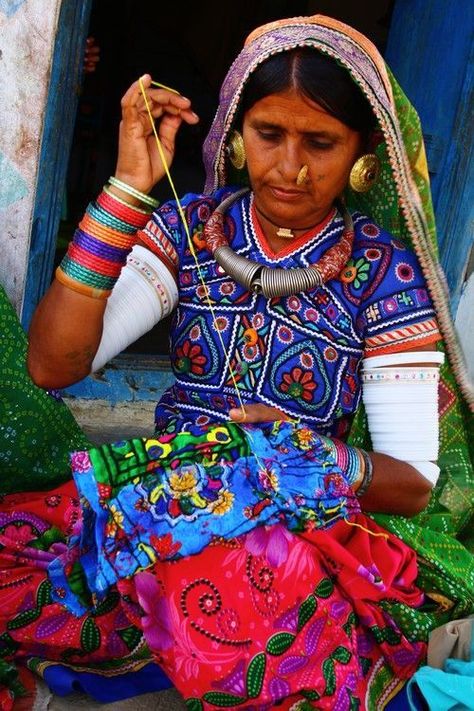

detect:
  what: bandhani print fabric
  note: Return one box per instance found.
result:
[0,285,89,494]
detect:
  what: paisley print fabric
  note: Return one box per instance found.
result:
[0,481,171,710]
[120,517,426,711]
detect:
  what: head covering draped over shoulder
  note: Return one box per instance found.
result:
[204,15,474,623]
[203,15,472,408]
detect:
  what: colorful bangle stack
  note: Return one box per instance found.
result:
[354,449,374,498]
[324,436,374,498]
[108,176,160,209]
[56,182,152,299]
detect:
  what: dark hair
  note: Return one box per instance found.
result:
[240,48,376,136]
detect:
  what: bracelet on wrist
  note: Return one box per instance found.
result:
[324,436,374,498]
[102,184,152,217]
[57,191,145,298]
[354,449,374,498]
[56,267,112,299]
[108,176,160,209]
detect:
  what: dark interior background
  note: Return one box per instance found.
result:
[59,0,393,356]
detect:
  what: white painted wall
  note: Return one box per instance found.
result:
[455,273,474,383]
[0,0,61,314]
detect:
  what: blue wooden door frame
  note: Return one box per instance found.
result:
[26,0,473,401]
[22,0,93,330]
[385,0,474,312]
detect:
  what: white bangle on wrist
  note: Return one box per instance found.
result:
[361,351,445,487]
[91,245,178,371]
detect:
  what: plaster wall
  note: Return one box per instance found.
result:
[0,0,61,313]
[455,273,474,383]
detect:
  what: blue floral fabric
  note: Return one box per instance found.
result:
[50,421,360,614]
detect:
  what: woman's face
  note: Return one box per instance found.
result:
[242,89,362,229]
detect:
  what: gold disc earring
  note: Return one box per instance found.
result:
[349,154,381,193]
[296,164,309,186]
[226,130,246,170]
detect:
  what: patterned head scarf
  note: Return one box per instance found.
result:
[203,14,473,408]
[203,16,474,624]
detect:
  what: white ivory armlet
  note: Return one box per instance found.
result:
[362,351,445,486]
[91,245,178,372]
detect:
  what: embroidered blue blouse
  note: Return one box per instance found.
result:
[138,188,439,435]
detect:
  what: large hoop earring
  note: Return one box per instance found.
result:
[226,130,246,170]
[349,154,380,193]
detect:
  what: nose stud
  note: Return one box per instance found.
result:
[296,164,309,186]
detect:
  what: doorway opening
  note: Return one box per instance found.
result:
[58,0,393,358]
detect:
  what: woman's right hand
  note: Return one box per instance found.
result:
[114,74,199,195]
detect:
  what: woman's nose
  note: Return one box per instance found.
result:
[278,142,303,183]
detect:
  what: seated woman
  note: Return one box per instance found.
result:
[1,14,473,711]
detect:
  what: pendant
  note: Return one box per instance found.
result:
[276,227,294,239]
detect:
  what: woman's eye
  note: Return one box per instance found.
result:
[308,140,333,151]
[258,131,280,142]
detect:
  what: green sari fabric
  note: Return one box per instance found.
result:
[346,71,474,637]
[0,285,90,494]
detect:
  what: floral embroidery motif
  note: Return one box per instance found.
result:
[174,340,207,375]
[396,262,415,282]
[361,223,380,238]
[340,257,370,288]
[152,191,438,429]
[280,367,317,402]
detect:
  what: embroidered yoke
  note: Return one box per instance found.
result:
[138,188,440,433]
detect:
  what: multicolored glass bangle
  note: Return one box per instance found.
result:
[101,185,152,217]
[55,267,112,300]
[57,189,149,298]
[108,176,160,209]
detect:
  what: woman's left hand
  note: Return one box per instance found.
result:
[229,404,291,423]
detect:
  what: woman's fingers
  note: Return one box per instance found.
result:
[120,74,152,110]
[228,404,291,423]
[122,76,196,115]
[116,74,199,189]
[121,77,199,130]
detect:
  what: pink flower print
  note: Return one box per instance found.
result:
[134,572,174,651]
[244,524,293,567]
[324,472,350,498]
[216,608,241,638]
[70,451,92,473]
[2,523,34,545]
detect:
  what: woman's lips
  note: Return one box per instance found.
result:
[269,186,305,201]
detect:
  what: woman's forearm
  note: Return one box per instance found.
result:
[27,280,106,388]
[358,452,432,517]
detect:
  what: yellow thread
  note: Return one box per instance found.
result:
[150,80,180,95]
[343,517,389,539]
[138,79,266,468]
